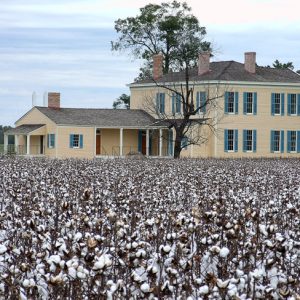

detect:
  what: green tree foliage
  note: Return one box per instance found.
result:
[272,59,294,70]
[113,94,130,109]
[111,1,210,80]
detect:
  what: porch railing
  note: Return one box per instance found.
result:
[3,145,45,155]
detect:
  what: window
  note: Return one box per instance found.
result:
[172,94,181,114]
[243,130,257,152]
[47,134,55,148]
[288,94,299,115]
[287,131,300,153]
[70,134,83,149]
[156,93,165,114]
[181,136,188,150]
[271,130,284,153]
[196,91,207,113]
[224,92,238,114]
[224,129,238,152]
[243,92,257,115]
[271,93,284,115]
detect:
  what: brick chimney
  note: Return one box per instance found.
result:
[153,53,163,80]
[244,52,256,73]
[48,92,60,109]
[198,52,210,75]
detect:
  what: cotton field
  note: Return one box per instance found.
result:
[0,157,299,300]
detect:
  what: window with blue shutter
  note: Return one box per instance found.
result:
[244,92,256,114]
[225,92,237,114]
[297,131,300,153]
[288,94,297,115]
[243,130,257,152]
[243,92,247,114]
[181,136,188,149]
[272,93,284,115]
[287,130,297,153]
[253,130,257,152]
[253,92,257,115]
[298,94,300,116]
[224,129,237,152]
[172,94,181,114]
[156,93,165,114]
[47,134,55,148]
[270,130,281,152]
[70,134,81,148]
[243,130,247,152]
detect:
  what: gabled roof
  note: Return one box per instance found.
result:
[133,61,300,85]
[5,124,45,135]
[35,107,158,127]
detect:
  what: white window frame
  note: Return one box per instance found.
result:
[48,134,55,148]
[290,94,297,115]
[227,129,235,152]
[273,130,280,152]
[72,134,80,148]
[246,92,253,114]
[290,130,297,153]
[246,130,253,152]
[274,93,281,115]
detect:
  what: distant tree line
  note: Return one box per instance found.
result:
[0,126,14,144]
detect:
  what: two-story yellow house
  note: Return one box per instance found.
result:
[4,52,300,158]
[130,52,300,158]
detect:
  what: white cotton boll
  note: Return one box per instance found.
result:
[77,271,86,279]
[48,255,61,265]
[74,232,83,242]
[163,245,171,253]
[140,282,150,293]
[0,283,4,292]
[23,279,30,288]
[219,247,230,258]
[29,279,35,287]
[199,285,209,294]
[68,267,77,279]
[93,260,105,270]
[0,245,7,255]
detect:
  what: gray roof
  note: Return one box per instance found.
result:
[134,61,300,84]
[35,107,159,127]
[5,124,45,135]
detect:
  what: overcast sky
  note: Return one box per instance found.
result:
[1,0,300,125]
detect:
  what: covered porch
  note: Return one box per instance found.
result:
[4,124,46,156]
[95,127,174,158]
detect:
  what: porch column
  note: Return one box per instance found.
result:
[146,129,149,156]
[26,135,30,155]
[15,135,19,154]
[159,128,163,157]
[120,128,123,156]
[4,134,8,154]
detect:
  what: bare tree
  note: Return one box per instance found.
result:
[143,53,224,158]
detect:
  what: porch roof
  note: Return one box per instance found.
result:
[5,124,45,135]
[35,107,162,128]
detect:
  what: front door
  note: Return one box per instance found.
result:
[96,134,101,155]
[40,136,44,154]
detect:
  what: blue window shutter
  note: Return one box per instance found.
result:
[297,94,300,116]
[271,93,275,115]
[235,92,239,114]
[70,134,74,148]
[224,92,228,113]
[79,135,83,148]
[253,130,257,152]
[234,130,238,152]
[287,131,291,153]
[297,131,300,153]
[243,130,246,152]
[47,134,50,148]
[280,130,284,153]
[172,94,175,114]
[161,93,165,113]
[270,131,274,153]
[156,93,159,113]
[138,130,142,152]
[287,94,291,115]
[281,93,285,116]
[53,135,55,148]
[243,92,247,115]
[224,129,228,152]
[196,92,200,113]
[253,92,257,115]
[51,134,55,148]
[200,92,206,113]
[177,95,181,113]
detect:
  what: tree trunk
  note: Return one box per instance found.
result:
[173,139,182,159]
